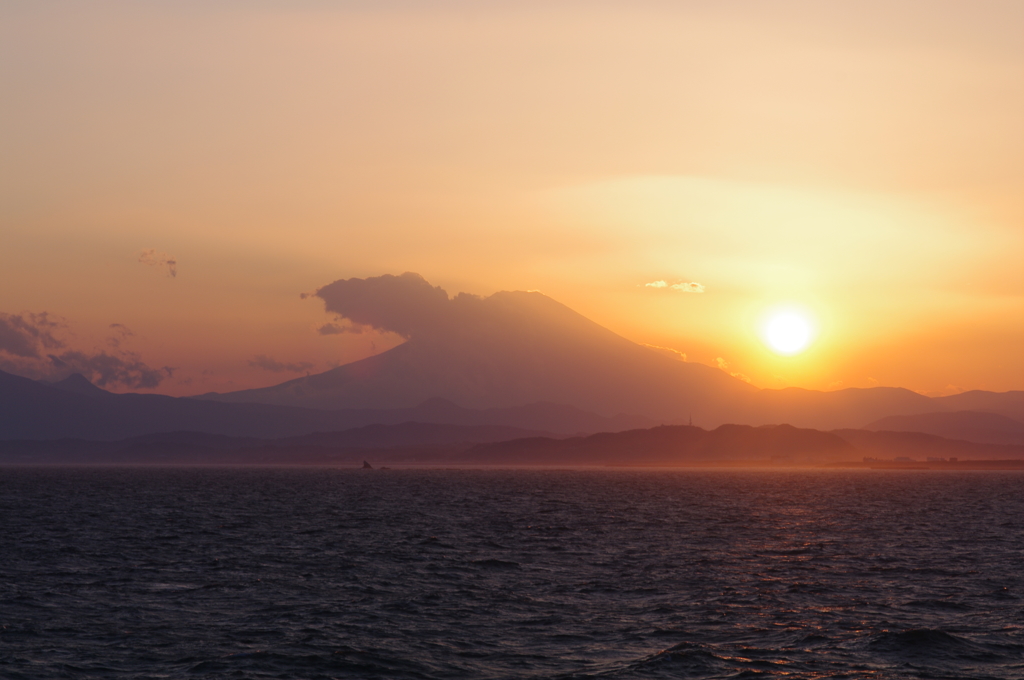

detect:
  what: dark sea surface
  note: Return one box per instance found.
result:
[1,468,1023,679]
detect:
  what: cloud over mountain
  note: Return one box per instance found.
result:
[314,272,451,338]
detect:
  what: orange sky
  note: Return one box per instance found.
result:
[1,1,1021,397]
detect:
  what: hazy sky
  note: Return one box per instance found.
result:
[1,0,1021,396]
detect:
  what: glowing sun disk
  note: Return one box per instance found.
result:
[764,312,814,355]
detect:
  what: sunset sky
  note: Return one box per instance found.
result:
[1,0,1021,397]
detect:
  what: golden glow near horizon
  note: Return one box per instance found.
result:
[0,1,1021,397]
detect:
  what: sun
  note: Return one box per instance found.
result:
[762,310,815,356]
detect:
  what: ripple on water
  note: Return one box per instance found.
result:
[1,468,1023,679]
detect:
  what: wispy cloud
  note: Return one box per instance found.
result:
[138,248,177,277]
[644,280,705,293]
[671,282,704,293]
[48,351,173,389]
[248,354,315,373]
[643,343,687,362]
[714,357,751,384]
[106,323,135,349]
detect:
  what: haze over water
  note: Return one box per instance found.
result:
[3,468,1022,679]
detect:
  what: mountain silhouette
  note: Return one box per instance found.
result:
[199,273,756,422]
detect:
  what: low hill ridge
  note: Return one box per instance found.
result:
[864,410,1024,446]
[2,418,1021,466]
[462,423,855,465]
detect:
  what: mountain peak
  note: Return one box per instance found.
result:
[48,373,109,397]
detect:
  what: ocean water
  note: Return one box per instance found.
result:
[1,468,1022,679]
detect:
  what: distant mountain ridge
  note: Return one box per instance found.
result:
[864,410,1024,446]
[0,369,655,440]
[928,391,1024,422]
[0,421,563,465]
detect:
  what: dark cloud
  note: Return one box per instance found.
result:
[0,311,168,389]
[47,350,172,389]
[0,312,67,358]
[138,248,177,277]
[249,355,315,373]
[314,272,450,338]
